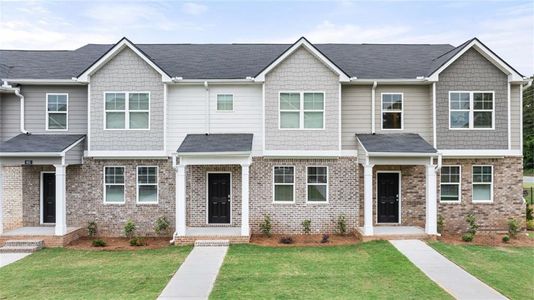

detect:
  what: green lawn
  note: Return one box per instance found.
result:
[524,183,534,204]
[430,242,534,300]
[0,246,192,300]
[210,241,452,299]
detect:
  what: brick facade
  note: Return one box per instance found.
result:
[2,166,23,231]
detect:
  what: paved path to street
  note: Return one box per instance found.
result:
[158,245,228,300]
[390,240,507,300]
[0,253,31,268]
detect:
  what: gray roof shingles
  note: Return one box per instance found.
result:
[0,134,85,153]
[177,134,253,153]
[356,133,436,154]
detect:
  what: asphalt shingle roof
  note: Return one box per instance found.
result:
[0,134,85,153]
[177,134,253,153]
[356,133,437,154]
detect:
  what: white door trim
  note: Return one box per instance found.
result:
[206,171,232,225]
[375,171,402,225]
[40,171,56,225]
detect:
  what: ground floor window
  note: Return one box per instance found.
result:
[472,165,493,203]
[137,166,158,204]
[104,166,125,204]
[440,166,461,203]
[273,166,294,203]
[307,166,328,202]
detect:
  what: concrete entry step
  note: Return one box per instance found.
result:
[0,240,44,253]
[195,240,230,247]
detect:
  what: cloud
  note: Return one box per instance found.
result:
[182,2,208,15]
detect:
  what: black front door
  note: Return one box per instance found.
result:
[377,173,400,223]
[42,173,56,223]
[208,173,231,224]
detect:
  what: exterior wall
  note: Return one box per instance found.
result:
[436,48,508,149]
[341,85,372,150]
[0,93,20,142]
[249,157,358,234]
[2,166,23,230]
[22,165,54,226]
[167,84,263,155]
[264,47,340,151]
[64,140,85,165]
[438,156,525,233]
[89,48,165,151]
[186,165,242,227]
[510,84,521,150]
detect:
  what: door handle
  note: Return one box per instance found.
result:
[395,195,399,202]
[228,195,231,202]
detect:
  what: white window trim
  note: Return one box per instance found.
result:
[104,91,151,130]
[306,166,329,204]
[216,93,234,112]
[439,165,461,204]
[46,93,69,131]
[136,166,159,205]
[380,92,404,130]
[278,91,325,130]
[103,166,125,205]
[472,165,493,203]
[448,91,495,130]
[272,165,295,204]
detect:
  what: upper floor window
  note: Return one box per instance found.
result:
[273,166,295,203]
[105,92,150,130]
[472,165,493,203]
[279,92,324,129]
[440,166,461,203]
[46,93,68,130]
[307,166,328,203]
[137,166,158,204]
[449,92,494,129]
[381,93,403,130]
[104,166,125,204]
[217,94,233,111]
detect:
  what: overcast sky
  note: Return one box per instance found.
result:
[1,0,532,75]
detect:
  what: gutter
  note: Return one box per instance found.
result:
[1,81,28,134]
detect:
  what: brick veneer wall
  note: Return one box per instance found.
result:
[22,165,54,226]
[249,157,358,234]
[2,166,23,230]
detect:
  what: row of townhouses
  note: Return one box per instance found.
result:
[0,37,528,245]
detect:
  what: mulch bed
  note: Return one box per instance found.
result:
[438,231,534,247]
[250,233,360,247]
[67,237,173,251]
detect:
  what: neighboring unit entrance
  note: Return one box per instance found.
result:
[208,173,231,224]
[42,172,56,224]
[377,172,400,223]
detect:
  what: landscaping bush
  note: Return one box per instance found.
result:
[437,214,444,234]
[526,204,533,221]
[466,213,479,235]
[336,215,347,235]
[87,221,97,238]
[462,233,474,242]
[507,218,520,238]
[154,216,170,236]
[321,234,330,243]
[259,215,272,237]
[129,237,146,247]
[92,239,106,247]
[301,219,311,234]
[279,236,294,244]
[124,219,136,239]
[502,235,510,243]
[527,219,534,231]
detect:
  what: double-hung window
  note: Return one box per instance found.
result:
[472,165,493,203]
[307,166,328,203]
[279,92,324,129]
[46,93,68,130]
[273,166,294,202]
[217,94,233,111]
[137,166,158,204]
[440,166,461,203]
[105,92,150,129]
[449,92,494,129]
[104,167,125,204]
[381,93,403,129]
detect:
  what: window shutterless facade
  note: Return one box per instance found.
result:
[137,166,158,204]
[440,166,461,203]
[472,165,493,203]
[104,166,125,204]
[449,91,494,129]
[306,166,328,203]
[217,94,234,111]
[381,93,403,130]
[46,93,68,130]
[273,166,295,203]
[279,92,324,129]
[104,92,150,130]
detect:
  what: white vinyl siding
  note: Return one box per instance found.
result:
[104,167,125,204]
[306,166,328,203]
[440,166,461,203]
[449,91,494,130]
[104,92,150,130]
[279,92,324,129]
[472,165,493,203]
[137,166,158,204]
[216,94,234,111]
[273,166,295,203]
[46,93,68,130]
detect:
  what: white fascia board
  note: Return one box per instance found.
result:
[86,150,169,159]
[0,152,62,157]
[60,137,86,156]
[347,79,431,85]
[170,79,258,84]
[176,151,251,156]
[439,149,522,157]
[179,155,252,166]
[367,152,438,157]
[254,38,350,83]
[428,40,523,82]
[262,150,356,158]
[2,79,84,85]
[76,39,172,83]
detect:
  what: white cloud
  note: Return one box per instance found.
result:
[182,2,208,16]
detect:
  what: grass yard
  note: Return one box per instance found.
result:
[210,241,452,299]
[0,246,192,300]
[430,242,534,300]
[524,183,534,204]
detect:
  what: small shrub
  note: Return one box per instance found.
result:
[502,235,510,243]
[279,236,294,244]
[437,214,444,234]
[129,237,146,247]
[466,213,479,235]
[462,233,474,242]
[301,219,311,234]
[321,234,330,243]
[507,218,520,238]
[124,219,136,239]
[527,219,534,231]
[526,204,533,221]
[87,221,97,238]
[154,216,170,236]
[336,215,347,235]
[259,215,272,237]
[92,239,106,247]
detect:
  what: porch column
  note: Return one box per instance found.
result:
[363,164,374,236]
[425,164,438,235]
[175,164,186,237]
[0,163,3,234]
[54,164,67,236]
[241,163,250,236]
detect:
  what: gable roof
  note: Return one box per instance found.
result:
[356,133,437,154]
[0,134,85,153]
[177,134,253,154]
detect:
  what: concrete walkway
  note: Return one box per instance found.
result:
[158,245,228,300]
[524,176,534,183]
[0,253,31,268]
[390,240,507,300]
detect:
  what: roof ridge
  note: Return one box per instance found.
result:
[432,38,475,61]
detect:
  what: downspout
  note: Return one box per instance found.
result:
[2,81,28,134]
[434,152,442,172]
[204,81,210,134]
[371,81,377,134]
[170,155,178,244]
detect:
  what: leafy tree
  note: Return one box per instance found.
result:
[524,77,534,170]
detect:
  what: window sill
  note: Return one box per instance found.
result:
[439,201,461,204]
[472,200,493,204]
